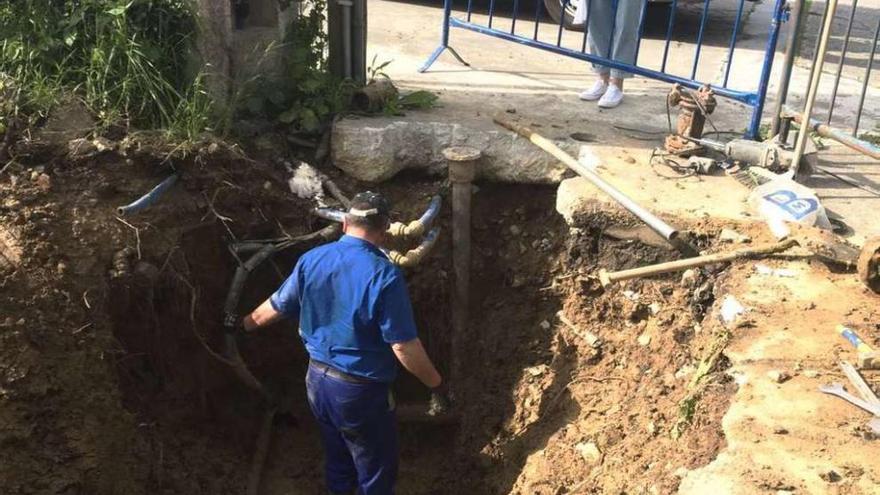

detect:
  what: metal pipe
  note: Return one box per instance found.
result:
[494,117,679,241]
[691,0,713,79]
[314,207,347,223]
[826,0,859,124]
[340,0,353,79]
[556,0,568,47]
[769,0,805,137]
[791,0,839,176]
[116,174,179,216]
[444,146,479,399]
[746,0,787,139]
[384,228,442,267]
[853,17,880,136]
[782,106,880,159]
[661,0,679,72]
[388,195,443,237]
[511,0,520,33]
[722,0,747,88]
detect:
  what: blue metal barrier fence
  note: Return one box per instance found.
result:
[421,0,790,139]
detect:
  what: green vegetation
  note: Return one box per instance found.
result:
[0,0,206,138]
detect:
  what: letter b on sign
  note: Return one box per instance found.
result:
[763,190,818,220]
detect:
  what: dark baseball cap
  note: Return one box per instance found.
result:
[348,191,392,218]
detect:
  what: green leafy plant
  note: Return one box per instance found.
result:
[0,0,209,138]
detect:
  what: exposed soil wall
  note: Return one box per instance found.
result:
[1,142,737,494]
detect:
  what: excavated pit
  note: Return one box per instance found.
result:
[0,145,736,494]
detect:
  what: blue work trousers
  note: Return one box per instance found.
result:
[306,364,398,495]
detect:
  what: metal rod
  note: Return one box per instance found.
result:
[581,0,592,52]
[722,0,747,88]
[853,17,880,136]
[533,0,542,40]
[488,0,497,28]
[792,0,839,176]
[511,0,520,33]
[467,0,474,21]
[598,239,798,287]
[661,0,679,72]
[444,147,479,399]
[691,0,713,80]
[782,106,880,159]
[826,0,859,124]
[769,0,805,137]
[449,17,760,104]
[494,117,679,241]
[633,0,649,63]
[747,0,788,139]
[557,0,568,46]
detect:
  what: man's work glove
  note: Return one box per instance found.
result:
[427,383,452,417]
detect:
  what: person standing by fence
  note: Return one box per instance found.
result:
[574,0,642,108]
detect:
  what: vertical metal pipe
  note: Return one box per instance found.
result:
[853,17,880,136]
[444,146,480,397]
[633,0,649,63]
[746,0,787,140]
[826,0,859,124]
[661,0,678,72]
[467,0,474,21]
[511,0,520,33]
[792,0,839,175]
[534,0,543,40]
[691,0,713,79]
[581,0,592,52]
[769,0,805,137]
[722,0,747,88]
[557,0,569,46]
[340,0,353,79]
[488,0,497,28]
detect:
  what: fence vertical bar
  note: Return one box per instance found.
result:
[791,0,838,176]
[511,0,521,33]
[633,0,649,63]
[581,0,592,52]
[661,0,678,72]
[534,0,543,40]
[722,0,747,88]
[557,0,569,46]
[419,0,469,72]
[746,0,787,139]
[488,0,497,28]
[769,0,804,137]
[691,0,712,80]
[467,0,474,21]
[853,17,880,136]
[826,0,859,124]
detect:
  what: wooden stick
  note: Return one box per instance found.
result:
[598,238,798,287]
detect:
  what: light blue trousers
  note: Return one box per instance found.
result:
[587,0,643,79]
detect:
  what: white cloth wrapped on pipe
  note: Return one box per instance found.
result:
[573,0,643,79]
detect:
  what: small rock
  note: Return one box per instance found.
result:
[637,333,651,346]
[819,470,841,483]
[574,442,602,464]
[16,318,25,326]
[649,302,662,315]
[92,136,115,152]
[36,173,51,191]
[263,181,272,190]
[719,228,751,243]
[509,225,522,236]
[56,261,67,275]
[67,137,98,157]
[539,320,551,330]
[802,369,820,378]
[773,427,789,435]
[646,421,657,436]
[767,370,791,383]
[526,365,548,377]
[681,269,697,288]
[623,156,636,164]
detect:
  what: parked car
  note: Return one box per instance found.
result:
[543,0,673,31]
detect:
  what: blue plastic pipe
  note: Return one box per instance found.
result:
[116,174,179,216]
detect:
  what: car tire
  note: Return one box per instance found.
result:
[542,0,585,32]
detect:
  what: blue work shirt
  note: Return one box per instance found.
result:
[270,235,419,383]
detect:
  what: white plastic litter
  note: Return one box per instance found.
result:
[578,144,601,171]
[748,177,832,239]
[719,295,746,327]
[754,264,797,278]
[287,161,324,201]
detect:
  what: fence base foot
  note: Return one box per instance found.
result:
[419,45,469,73]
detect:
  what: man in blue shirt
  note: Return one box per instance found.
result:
[242,191,446,495]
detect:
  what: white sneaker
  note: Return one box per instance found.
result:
[579,80,608,101]
[597,84,624,108]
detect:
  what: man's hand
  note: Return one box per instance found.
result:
[427,382,451,417]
